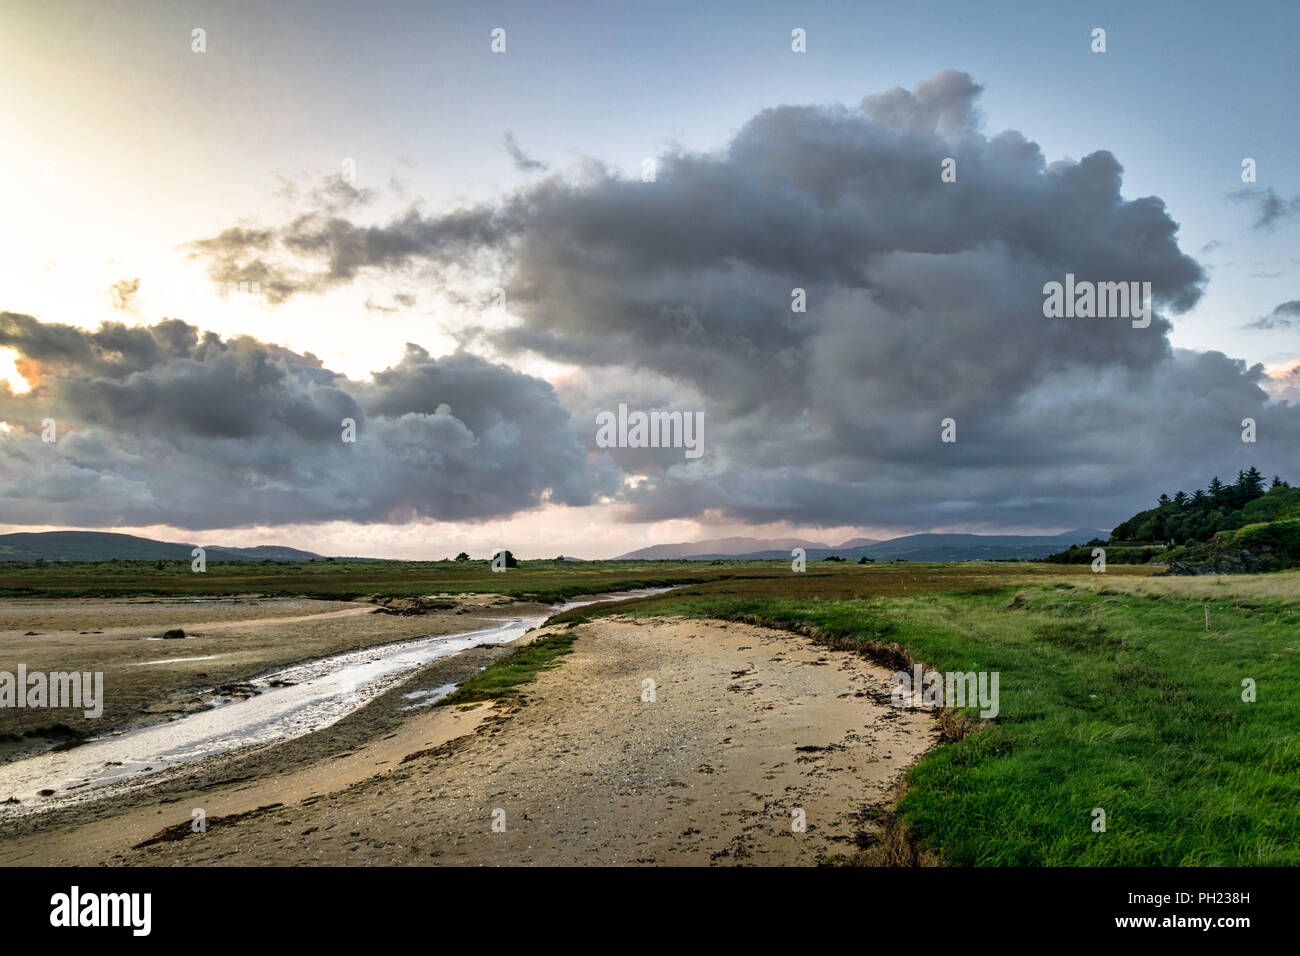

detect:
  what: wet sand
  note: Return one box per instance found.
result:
[0,593,538,753]
[0,590,675,812]
[1,614,938,866]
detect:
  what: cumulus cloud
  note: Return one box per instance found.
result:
[0,313,598,528]
[81,72,1300,531]
[860,69,986,136]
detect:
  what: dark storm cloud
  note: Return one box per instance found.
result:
[0,314,597,529]
[179,71,1299,531]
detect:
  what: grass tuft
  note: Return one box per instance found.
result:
[437,631,581,706]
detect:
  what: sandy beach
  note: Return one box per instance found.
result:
[0,606,937,866]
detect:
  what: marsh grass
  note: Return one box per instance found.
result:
[573,568,1300,865]
[0,559,766,604]
[0,557,1145,603]
[437,631,580,706]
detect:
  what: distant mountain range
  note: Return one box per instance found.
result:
[0,531,342,563]
[615,536,870,560]
[0,528,1110,564]
[616,529,1107,562]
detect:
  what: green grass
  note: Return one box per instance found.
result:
[562,570,1300,865]
[0,558,774,603]
[0,555,1122,603]
[437,630,582,706]
[434,562,1113,710]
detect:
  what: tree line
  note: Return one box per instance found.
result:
[1111,467,1294,545]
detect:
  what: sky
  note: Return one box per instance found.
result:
[0,0,1297,558]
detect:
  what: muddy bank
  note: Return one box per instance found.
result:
[0,593,549,751]
[0,633,527,863]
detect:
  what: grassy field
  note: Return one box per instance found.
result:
[0,555,1116,603]
[0,558,776,603]
[552,564,1300,865]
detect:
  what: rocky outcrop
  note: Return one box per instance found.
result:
[1156,549,1270,575]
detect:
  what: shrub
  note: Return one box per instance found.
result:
[1243,487,1300,524]
[1234,519,1300,563]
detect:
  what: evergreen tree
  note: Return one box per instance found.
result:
[1241,466,1265,499]
[1208,476,1226,505]
[1107,470,1295,547]
[1230,470,1248,508]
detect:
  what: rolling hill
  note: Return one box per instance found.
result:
[0,531,330,563]
[617,530,1105,562]
[616,536,841,560]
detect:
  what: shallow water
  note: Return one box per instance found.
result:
[0,588,676,814]
[131,655,219,665]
